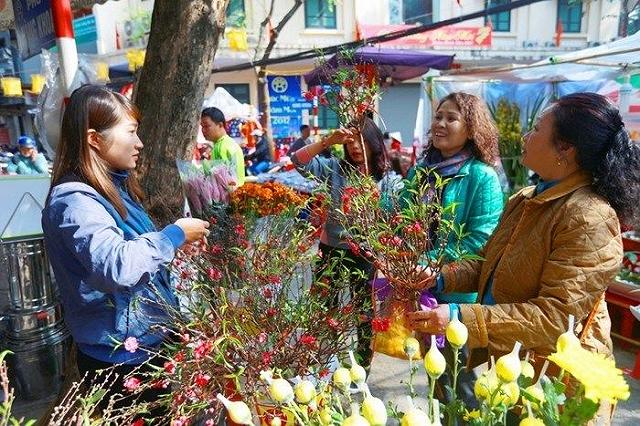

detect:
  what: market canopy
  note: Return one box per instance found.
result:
[303,46,454,87]
[438,32,640,83]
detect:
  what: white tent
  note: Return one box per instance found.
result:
[202,87,258,121]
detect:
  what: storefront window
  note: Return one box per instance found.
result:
[558,0,582,33]
[485,0,511,32]
[305,0,337,29]
[217,84,250,105]
[227,0,245,28]
[403,0,433,25]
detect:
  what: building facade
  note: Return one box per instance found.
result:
[354,0,628,143]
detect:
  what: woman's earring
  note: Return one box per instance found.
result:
[556,157,562,166]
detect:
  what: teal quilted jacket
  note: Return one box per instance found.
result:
[405,158,504,302]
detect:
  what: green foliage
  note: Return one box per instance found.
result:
[489,98,529,191]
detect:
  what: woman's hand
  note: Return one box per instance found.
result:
[175,218,210,244]
[406,305,450,334]
[388,266,436,291]
[323,128,358,146]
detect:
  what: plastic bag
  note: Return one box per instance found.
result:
[372,298,420,360]
[36,50,99,159]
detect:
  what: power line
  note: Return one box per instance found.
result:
[212,0,549,74]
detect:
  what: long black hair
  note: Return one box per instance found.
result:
[342,117,388,181]
[552,92,640,226]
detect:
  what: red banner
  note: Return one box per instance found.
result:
[358,24,492,48]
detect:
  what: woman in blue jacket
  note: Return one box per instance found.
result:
[42,85,209,410]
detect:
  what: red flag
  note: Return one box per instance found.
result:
[555,19,563,47]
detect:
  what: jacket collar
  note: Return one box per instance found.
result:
[525,170,592,204]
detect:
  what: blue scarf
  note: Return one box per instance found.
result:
[420,147,472,180]
[110,170,156,237]
[417,148,472,204]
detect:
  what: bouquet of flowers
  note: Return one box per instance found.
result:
[335,168,470,360]
[230,182,307,218]
[177,159,237,218]
[108,188,366,424]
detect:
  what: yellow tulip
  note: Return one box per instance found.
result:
[294,380,316,404]
[269,378,294,404]
[493,381,520,407]
[496,341,522,383]
[216,394,253,425]
[403,337,421,359]
[342,403,371,426]
[520,401,545,426]
[523,384,545,411]
[520,418,545,426]
[333,367,352,391]
[556,314,580,352]
[424,335,446,379]
[400,408,431,426]
[445,317,468,348]
[361,384,387,426]
[319,408,333,425]
[349,351,367,386]
[521,360,535,380]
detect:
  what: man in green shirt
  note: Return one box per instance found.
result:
[200,107,245,186]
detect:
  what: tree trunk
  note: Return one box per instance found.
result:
[135,0,228,224]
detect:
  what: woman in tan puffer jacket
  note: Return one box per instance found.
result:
[407,93,640,422]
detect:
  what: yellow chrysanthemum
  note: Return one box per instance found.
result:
[547,345,630,403]
[463,409,481,421]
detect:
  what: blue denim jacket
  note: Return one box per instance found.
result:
[42,173,184,364]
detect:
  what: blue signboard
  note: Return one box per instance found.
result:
[73,15,97,45]
[267,76,312,139]
[12,0,56,60]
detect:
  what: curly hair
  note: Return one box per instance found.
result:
[552,92,640,227]
[426,92,499,165]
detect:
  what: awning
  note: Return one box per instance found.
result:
[303,46,454,86]
[439,32,640,83]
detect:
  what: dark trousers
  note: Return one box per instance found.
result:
[76,348,167,421]
[316,242,375,368]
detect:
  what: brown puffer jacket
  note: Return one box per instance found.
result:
[441,170,622,367]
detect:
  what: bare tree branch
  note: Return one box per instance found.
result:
[260,0,303,65]
[253,0,277,62]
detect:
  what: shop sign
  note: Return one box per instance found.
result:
[358,24,492,48]
[12,0,55,59]
[268,76,312,139]
[73,14,96,45]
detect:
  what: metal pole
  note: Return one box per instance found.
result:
[50,0,77,97]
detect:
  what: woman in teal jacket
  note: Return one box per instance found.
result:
[405,92,504,304]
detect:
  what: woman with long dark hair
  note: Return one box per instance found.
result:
[291,117,388,368]
[408,92,640,424]
[42,85,209,412]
